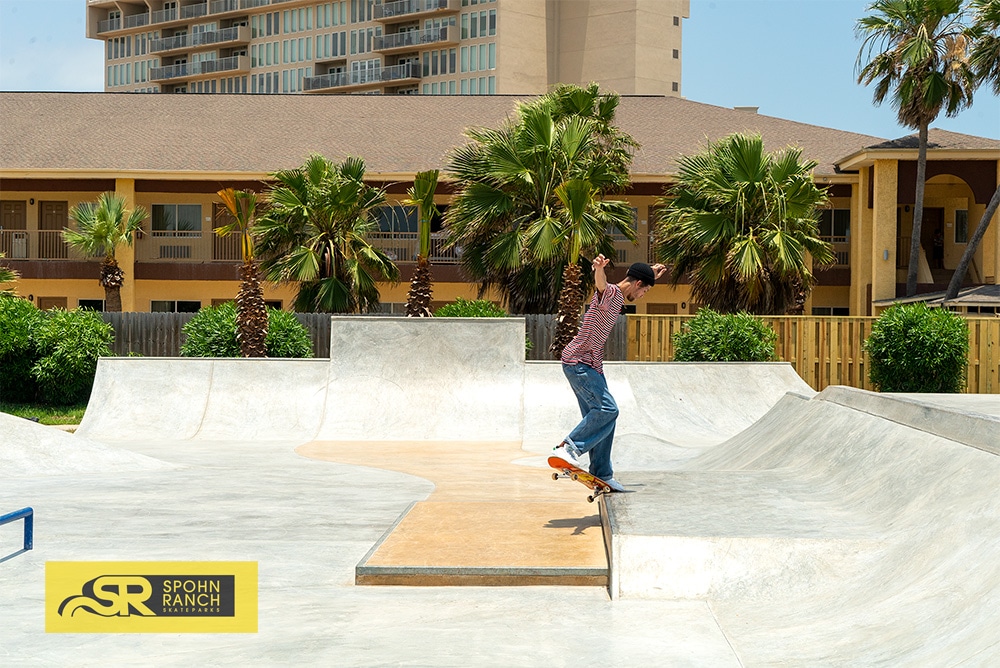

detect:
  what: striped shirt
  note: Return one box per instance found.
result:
[560,283,624,375]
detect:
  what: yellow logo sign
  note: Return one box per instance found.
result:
[46,562,257,633]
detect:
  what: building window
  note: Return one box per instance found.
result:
[672,49,679,59]
[672,82,678,92]
[151,300,201,313]
[811,307,851,316]
[78,299,105,311]
[673,16,680,26]
[818,209,850,240]
[955,209,968,243]
[151,204,202,236]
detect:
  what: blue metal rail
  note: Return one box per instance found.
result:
[0,507,33,552]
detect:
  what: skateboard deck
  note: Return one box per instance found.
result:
[547,456,614,503]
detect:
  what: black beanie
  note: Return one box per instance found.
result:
[626,262,656,286]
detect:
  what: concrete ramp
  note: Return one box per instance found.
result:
[607,387,1000,664]
[523,362,813,466]
[316,317,526,442]
[0,412,170,477]
[77,358,330,442]
[76,320,811,451]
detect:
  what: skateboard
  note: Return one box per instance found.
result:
[547,456,613,503]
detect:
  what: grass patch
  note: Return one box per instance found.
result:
[0,402,88,426]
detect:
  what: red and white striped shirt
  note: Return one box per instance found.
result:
[560,283,624,375]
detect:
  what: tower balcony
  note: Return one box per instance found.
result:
[373,0,459,23]
[373,25,458,55]
[149,55,250,83]
[149,25,251,56]
[303,62,421,93]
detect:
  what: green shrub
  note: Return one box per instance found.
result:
[266,309,315,358]
[434,298,507,318]
[181,302,314,358]
[865,303,968,393]
[31,308,114,405]
[0,294,44,402]
[181,302,240,357]
[672,309,777,362]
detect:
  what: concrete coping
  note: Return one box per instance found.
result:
[818,386,1000,455]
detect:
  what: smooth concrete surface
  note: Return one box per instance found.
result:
[608,386,1000,665]
[297,440,607,586]
[77,319,809,451]
[76,358,331,442]
[317,317,527,442]
[522,361,814,475]
[0,437,740,665]
[5,317,999,665]
[0,411,172,477]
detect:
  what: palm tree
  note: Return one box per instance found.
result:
[404,169,440,317]
[655,133,834,315]
[444,84,637,325]
[63,192,147,312]
[947,0,1000,300]
[0,252,18,293]
[216,188,267,357]
[254,154,400,313]
[856,0,976,297]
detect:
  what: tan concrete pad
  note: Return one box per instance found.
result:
[297,440,608,585]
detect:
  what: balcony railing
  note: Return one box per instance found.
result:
[181,3,209,20]
[125,12,151,29]
[98,0,306,34]
[150,25,250,54]
[303,62,420,92]
[150,7,179,25]
[97,17,121,33]
[0,230,96,262]
[374,0,455,21]
[373,26,456,53]
[150,55,250,82]
[136,229,242,262]
[820,236,850,266]
[367,232,464,264]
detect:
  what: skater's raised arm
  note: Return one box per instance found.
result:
[592,254,610,296]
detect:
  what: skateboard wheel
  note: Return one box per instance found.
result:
[587,495,595,503]
[551,473,559,480]
[571,473,579,481]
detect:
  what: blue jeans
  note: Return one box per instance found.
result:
[562,362,618,480]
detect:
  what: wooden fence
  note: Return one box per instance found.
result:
[629,315,1000,394]
[99,312,628,362]
[102,312,332,359]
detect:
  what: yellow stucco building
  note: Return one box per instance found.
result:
[1,92,997,316]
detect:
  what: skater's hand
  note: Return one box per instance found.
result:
[651,263,668,280]
[592,254,609,294]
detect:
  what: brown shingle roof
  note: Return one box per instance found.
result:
[865,128,1000,151]
[0,91,894,178]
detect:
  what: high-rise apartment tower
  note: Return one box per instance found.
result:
[86,0,689,96]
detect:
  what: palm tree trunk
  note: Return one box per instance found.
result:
[405,255,434,317]
[906,124,929,297]
[100,257,125,312]
[550,263,584,359]
[946,184,1000,300]
[236,259,268,357]
[105,287,122,313]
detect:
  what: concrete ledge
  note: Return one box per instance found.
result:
[818,385,1000,454]
[356,569,608,587]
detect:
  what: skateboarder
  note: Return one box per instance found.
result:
[551,255,667,492]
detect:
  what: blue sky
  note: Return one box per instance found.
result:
[0,0,997,141]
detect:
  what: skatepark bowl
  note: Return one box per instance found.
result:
[2,316,999,665]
